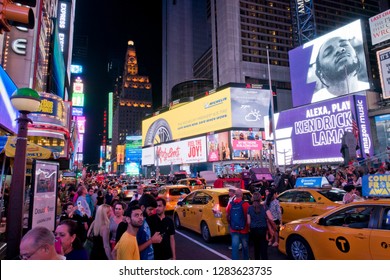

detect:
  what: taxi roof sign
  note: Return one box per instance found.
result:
[295,177,330,188]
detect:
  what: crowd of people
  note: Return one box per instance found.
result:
[19,175,176,260]
[17,158,390,260]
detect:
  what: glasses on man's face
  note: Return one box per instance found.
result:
[19,245,43,260]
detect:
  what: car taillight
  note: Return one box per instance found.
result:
[212,204,222,218]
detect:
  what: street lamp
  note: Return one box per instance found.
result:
[6,88,41,259]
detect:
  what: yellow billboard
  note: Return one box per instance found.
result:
[142,88,232,146]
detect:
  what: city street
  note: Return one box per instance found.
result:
[174,223,287,260]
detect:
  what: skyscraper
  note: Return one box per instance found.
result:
[162,0,388,110]
[111,41,153,171]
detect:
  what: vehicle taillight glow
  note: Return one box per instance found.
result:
[212,204,222,218]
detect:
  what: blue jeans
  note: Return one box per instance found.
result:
[231,232,249,260]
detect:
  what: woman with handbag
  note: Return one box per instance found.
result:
[265,188,282,247]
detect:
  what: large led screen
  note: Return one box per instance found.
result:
[231,130,262,160]
[206,132,230,162]
[0,66,18,133]
[289,20,369,107]
[142,86,271,146]
[276,94,373,164]
[125,136,142,164]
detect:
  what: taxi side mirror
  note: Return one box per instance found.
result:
[318,218,326,226]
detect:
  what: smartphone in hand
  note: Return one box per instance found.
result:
[54,237,62,254]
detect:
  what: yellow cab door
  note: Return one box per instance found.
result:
[177,192,196,229]
[293,191,317,218]
[369,206,390,259]
[278,190,296,223]
[314,205,373,259]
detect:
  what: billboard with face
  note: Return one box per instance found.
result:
[276,94,373,164]
[289,20,370,107]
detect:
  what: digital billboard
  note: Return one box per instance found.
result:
[289,20,369,107]
[125,136,142,163]
[206,132,229,162]
[72,92,84,107]
[142,136,207,166]
[0,66,18,133]
[142,87,271,146]
[377,47,390,99]
[369,9,390,46]
[275,94,373,164]
[231,130,262,160]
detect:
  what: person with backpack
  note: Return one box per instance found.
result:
[226,188,250,260]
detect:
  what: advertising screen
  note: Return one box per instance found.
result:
[206,132,229,162]
[369,9,390,46]
[231,130,262,160]
[289,20,369,107]
[125,136,142,163]
[0,66,18,133]
[72,92,84,107]
[276,94,373,164]
[377,47,390,99]
[142,86,271,146]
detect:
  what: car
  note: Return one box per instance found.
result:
[278,199,390,260]
[278,187,346,223]
[121,184,138,202]
[173,188,252,242]
[177,178,205,191]
[157,185,191,211]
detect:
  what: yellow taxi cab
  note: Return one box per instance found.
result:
[177,178,205,191]
[278,177,345,223]
[173,188,252,242]
[278,198,390,259]
[157,185,191,211]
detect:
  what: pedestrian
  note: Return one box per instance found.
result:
[19,226,65,260]
[247,192,271,260]
[112,205,144,260]
[137,194,163,260]
[226,188,250,260]
[109,201,126,250]
[55,220,89,260]
[131,184,145,202]
[148,197,176,260]
[88,204,113,260]
[265,189,282,247]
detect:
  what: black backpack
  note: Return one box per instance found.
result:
[228,200,246,230]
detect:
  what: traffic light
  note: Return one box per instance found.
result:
[0,0,36,33]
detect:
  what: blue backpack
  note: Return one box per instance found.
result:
[229,200,246,230]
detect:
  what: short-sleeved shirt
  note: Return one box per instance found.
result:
[247,205,267,229]
[137,219,154,260]
[147,215,175,260]
[115,232,140,260]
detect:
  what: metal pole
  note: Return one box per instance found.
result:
[6,113,30,259]
[267,47,279,169]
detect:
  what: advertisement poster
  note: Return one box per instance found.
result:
[275,94,373,164]
[206,132,230,162]
[369,9,390,45]
[377,47,390,99]
[362,175,390,197]
[231,130,262,160]
[29,160,59,231]
[289,20,369,107]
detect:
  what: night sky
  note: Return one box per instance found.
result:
[73,0,162,166]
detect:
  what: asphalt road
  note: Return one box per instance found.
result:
[173,223,287,260]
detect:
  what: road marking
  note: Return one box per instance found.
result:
[176,230,231,260]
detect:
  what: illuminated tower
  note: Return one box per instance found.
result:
[112,41,153,173]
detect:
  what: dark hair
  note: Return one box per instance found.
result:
[58,220,83,249]
[124,205,141,217]
[156,197,166,207]
[138,194,157,208]
[266,188,276,207]
[343,184,356,193]
[251,192,262,213]
[62,202,73,212]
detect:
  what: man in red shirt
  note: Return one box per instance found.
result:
[226,188,250,260]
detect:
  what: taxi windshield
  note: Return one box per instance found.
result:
[169,188,191,196]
